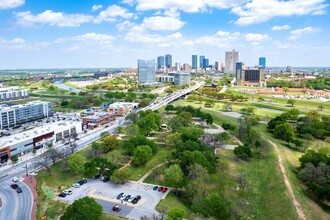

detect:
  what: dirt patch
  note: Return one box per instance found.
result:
[268,140,306,220]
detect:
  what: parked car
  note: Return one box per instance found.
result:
[124,195,131,202]
[131,195,141,204]
[119,193,127,201]
[153,186,158,191]
[16,188,23,193]
[158,186,163,192]
[72,183,81,188]
[93,174,101,179]
[128,195,135,202]
[101,176,109,182]
[162,187,168,193]
[12,177,19,183]
[145,185,150,190]
[63,190,72,195]
[58,192,67,197]
[117,192,124,200]
[78,178,87,185]
[112,205,121,212]
[11,184,18,189]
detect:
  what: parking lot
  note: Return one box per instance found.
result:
[56,179,170,219]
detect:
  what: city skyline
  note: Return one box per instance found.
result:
[0,0,329,68]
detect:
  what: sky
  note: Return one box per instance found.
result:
[0,0,329,69]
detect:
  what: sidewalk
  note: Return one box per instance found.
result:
[23,175,37,220]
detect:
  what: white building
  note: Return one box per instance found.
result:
[0,121,82,163]
[173,72,191,85]
[0,88,29,102]
[225,49,239,73]
[156,75,174,83]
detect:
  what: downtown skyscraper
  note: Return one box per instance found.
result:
[192,55,198,69]
[199,55,205,68]
[259,57,266,69]
[157,56,164,69]
[138,59,156,84]
[165,54,172,68]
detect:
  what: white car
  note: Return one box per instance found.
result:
[12,177,19,183]
[145,185,150,190]
[72,183,81,188]
[119,193,127,201]
[128,195,135,202]
[63,190,73,195]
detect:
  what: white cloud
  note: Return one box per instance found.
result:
[288,26,320,40]
[273,41,297,49]
[271,25,291,31]
[72,33,114,43]
[95,4,135,23]
[0,0,24,9]
[183,30,240,47]
[141,16,185,31]
[232,0,328,25]
[136,0,237,13]
[125,25,182,45]
[116,20,135,31]
[92,4,103,12]
[16,10,93,27]
[245,33,270,42]
[122,0,135,6]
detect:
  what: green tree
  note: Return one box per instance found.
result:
[307,110,321,122]
[60,197,102,220]
[132,145,153,165]
[166,207,185,220]
[318,104,325,111]
[100,131,109,138]
[164,164,184,191]
[223,102,232,111]
[124,124,140,138]
[101,135,119,153]
[274,122,295,142]
[110,169,129,184]
[91,142,101,157]
[233,145,252,160]
[84,157,117,177]
[61,100,69,107]
[67,154,85,175]
[199,192,231,220]
[287,99,296,107]
[167,132,183,149]
[139,98,150,107]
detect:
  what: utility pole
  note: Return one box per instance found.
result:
[25,164,28,177]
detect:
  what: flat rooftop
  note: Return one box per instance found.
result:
[0,100,50,111]
[0,120,81,148]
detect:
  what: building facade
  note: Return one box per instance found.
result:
[0,89,29,102]
[108,102,139,116]
[202,59,209,69]
[165,54,172,68]
[199,55,205,68]
[235,62,243,81]
[173,72,191,85]
[0,121,81,163]
[236,67,265,86]
[138,59,156,84]
[259,57,266,69]
[82,112,115,130]
[225,49,239,73]
[0,101,52,130]
[156,75,174,83]
[157,56,164,69]
[192,55,198,69]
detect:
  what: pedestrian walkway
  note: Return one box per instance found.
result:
[23,175,37,220]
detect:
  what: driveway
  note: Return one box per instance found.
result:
[56,179,170,219]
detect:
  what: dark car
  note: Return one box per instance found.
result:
[162,187,168,193]
[93,174,101,179]
[17,188,23,193]
[153,186,158,191]
[101,176,109,182]
[124,195,131,202]
[131,195,141,204]
[11,184,18,189]
[78,178,87,185]
[112,205,121,212]
[117,192,124,200]
[158,186,163,192]
[58,192,67,197]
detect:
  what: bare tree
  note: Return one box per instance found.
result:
[235,173,249,193]
[67,138,79,154]
[201,133,225,154]
[46,148,61,165]
[35,153,52,175]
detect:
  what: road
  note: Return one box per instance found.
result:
[0,82,203,219]
[53,81,83,93]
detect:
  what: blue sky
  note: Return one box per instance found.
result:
[0,0,329,68]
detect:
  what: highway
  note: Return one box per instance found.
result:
[0,82,202,219]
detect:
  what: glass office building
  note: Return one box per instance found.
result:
[138,59,156,84]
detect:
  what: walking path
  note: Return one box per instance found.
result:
[23,175,37,220]
[268,140,306,220]
[138,162,169,183]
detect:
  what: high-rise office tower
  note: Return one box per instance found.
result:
[259,57,266,69]
[202,59,209,69]
[225,49,239,73]
[199,55,205,68]
[215,62,219,71]
[192,55,198,69]
[175,62,181,71]
[235,62,243,81]
[165,54,172,68]
[138,59,156,84]
[157,56,164,69]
